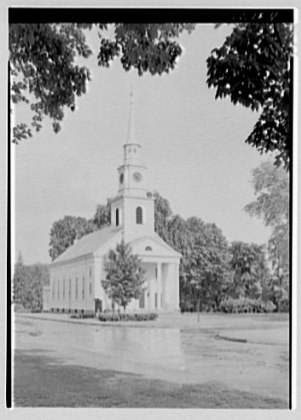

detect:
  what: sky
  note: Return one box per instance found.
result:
[13,24,273,265]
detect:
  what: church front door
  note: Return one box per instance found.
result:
[95,299,102,313]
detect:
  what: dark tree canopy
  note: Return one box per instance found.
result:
[10,23,194,143]
[98,23,195,76]
[49,215,96,261]
[229,241,267,299]
[13,260,50,312]
[93,201,111,228]
[11,21,292,170]
[10,23,93,143]
[207,23,293,170]
[153,191,173,242]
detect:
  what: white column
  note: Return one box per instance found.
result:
[157,262,162,310]
[175,263,180,311]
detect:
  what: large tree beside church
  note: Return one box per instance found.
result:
[207,21,293,170]
[102,241,145,311]
[49,215,96,261]
[244,161,289,311]
[182,218,231,313]
[228,242,268,300]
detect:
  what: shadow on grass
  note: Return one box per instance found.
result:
[13,350,287,408]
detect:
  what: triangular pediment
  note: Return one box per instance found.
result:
[129,234,182,259]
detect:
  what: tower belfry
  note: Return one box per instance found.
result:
[109,88,155,241]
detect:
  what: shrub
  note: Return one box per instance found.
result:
[13,303,31,313]
[219,298,276,314]
[70,313,95,319]
[97,312,158,322]
[278,297,289,312]
[180,301,195,313]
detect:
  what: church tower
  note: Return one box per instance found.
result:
[110,92,155,242]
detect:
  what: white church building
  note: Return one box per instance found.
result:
[43,96,181,314]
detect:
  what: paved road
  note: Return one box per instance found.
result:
[14,313,289,401]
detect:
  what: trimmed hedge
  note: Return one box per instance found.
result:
[97,312,158,322]
[70,313,95,319]
[219,298,276,314]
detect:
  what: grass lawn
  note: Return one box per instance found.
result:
[14,350,287,408]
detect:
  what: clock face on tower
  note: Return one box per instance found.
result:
[119,173,124,184]
[133,172,142,183]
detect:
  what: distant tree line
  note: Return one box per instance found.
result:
[14,161,289,313]
[13,253,49,312]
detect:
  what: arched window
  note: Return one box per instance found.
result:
[145,246,152,251]
[116,208,119,226]
[136,207,143,224]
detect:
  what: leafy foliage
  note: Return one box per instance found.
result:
[13,259,50,312]
[49,200,112,261]
[166,214,191,287]
[219,297,276,314]
[229,242,268,299]
[92,201,111,228]
[49,215,96,261]
[97,312,158,322]
[153,191,173,242]
[13,252,26,304]
[207,23,293,170]
[48,190,288,313]
[10,23,194,143]
[244,161,289,226]
[98,24,195,76]
[10,23,92,143]
[103,241,145,311]
[244,161,289,308]
[184,219,231,312]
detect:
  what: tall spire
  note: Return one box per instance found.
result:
[126,83,136,144]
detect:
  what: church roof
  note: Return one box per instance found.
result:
[52,226,122,265]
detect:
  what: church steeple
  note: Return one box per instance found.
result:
[126,91,135,144]
[109,87,155,242]
[118,90,147,196]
